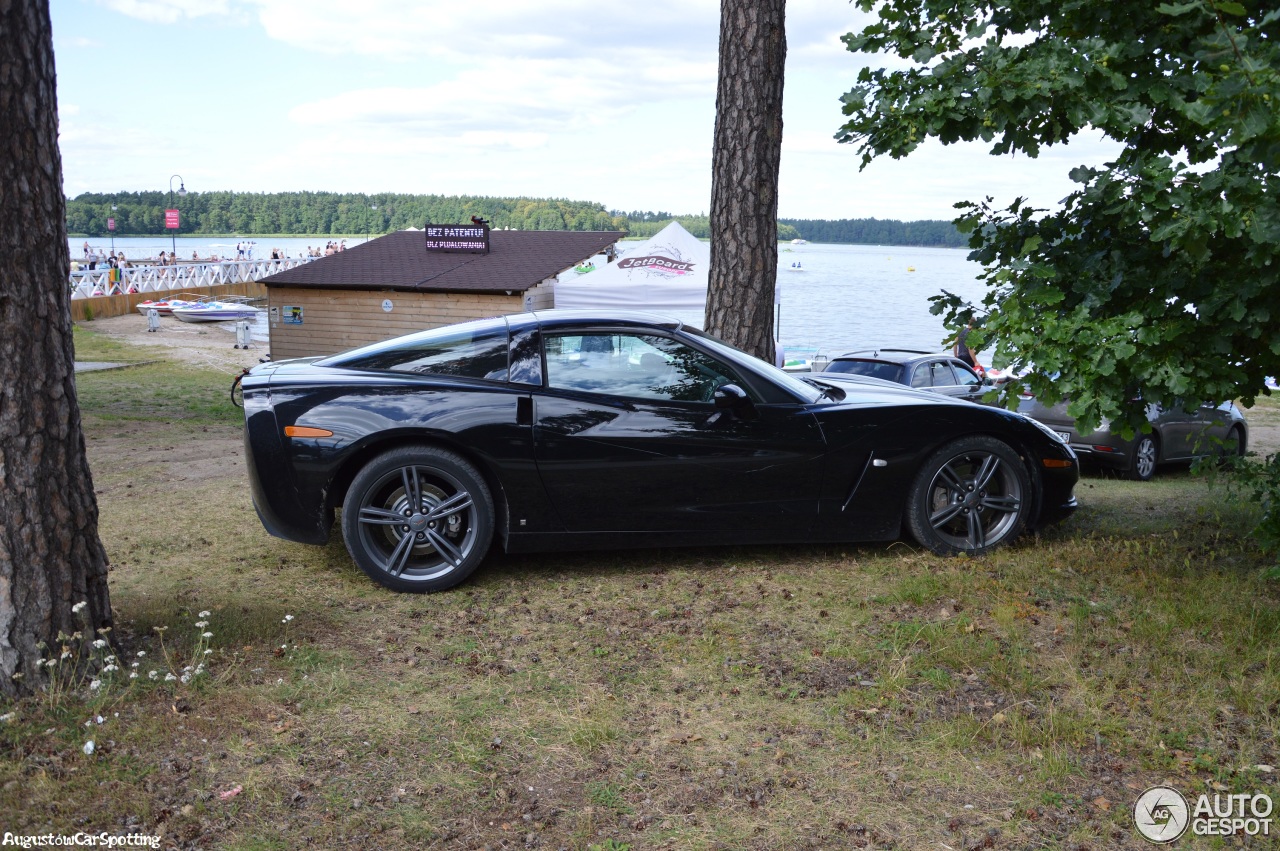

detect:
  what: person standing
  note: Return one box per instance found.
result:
[953,321,979,370]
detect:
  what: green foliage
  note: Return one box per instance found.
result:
[839,0,1280,562]
[66,191,629,236]
[780,217,964,247]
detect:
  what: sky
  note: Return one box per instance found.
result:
[52,0,1121,222]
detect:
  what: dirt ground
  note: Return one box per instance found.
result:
[82,312,268,372]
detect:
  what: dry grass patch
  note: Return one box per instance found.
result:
[0,328,1276,849]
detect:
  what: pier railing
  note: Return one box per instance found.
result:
[69,257,311,299]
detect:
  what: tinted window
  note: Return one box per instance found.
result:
[328,319,509,381]
[928,361,959,387]
[827,360,904,383]
[545,333,752,403]
[953,361,982,387]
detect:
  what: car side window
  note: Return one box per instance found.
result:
[952,361,982,387]
[544,333,752,403]
[910,365,931,388]
[335,322,509,381]
[930,361,959,387]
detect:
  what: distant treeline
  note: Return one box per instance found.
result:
[65,192,627,237]
[65,191,962,247]
[779,217,965,248]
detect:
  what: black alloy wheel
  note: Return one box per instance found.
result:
[341,446,494,592]
[906,436,1031,556]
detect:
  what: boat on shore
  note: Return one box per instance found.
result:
[171,297,261,323]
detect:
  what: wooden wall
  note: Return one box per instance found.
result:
[71,282,266,322]
[266,287,543,359]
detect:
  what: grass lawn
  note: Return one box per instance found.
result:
[0,327,1277,850]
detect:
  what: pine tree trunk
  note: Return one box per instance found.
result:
[0,0,113,699]
[706,0,786,362]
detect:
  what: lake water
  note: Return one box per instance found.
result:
[70,236,988,356]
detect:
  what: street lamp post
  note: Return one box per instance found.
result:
[368,204,378,244]
[167,174,187,256]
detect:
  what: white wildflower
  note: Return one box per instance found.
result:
[198,611,211,618]
[60,650,71,660]
[180,673,191,684]
[195,621,208,628]
[136,651,146,658]
[72,602,88,614]
[201,632,213,639]
[131,662,140,668]
[282,614,294,623]
[92,639,107,650]
[89,679,102,691]
[83,741,95,755]
[102,664,119,673]
[104,655,116,664]
[164,673,177,682]
[0,712,15,723]
[95,715,104,724]
[129,672,138,680]
[148,670,159,681]
[203,649,212,656]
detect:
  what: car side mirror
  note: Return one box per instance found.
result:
[713,383,758,420]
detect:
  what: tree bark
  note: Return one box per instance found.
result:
[0,0,113,699]
[706,0,786,362]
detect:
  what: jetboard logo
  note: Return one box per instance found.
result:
[1134,786,1273,843]
[617,255,695,275]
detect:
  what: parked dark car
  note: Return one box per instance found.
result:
[239,312,1079,592]
[816,349,995,405]
[1015,393,1247,481]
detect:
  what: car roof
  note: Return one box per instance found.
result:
[529,308,686,333]
[830,349,954,366]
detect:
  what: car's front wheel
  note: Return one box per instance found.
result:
[905,436,1031,556]
[341,446,494,592]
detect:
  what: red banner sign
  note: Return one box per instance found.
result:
[165,209,180,229]
[107,218,115,231]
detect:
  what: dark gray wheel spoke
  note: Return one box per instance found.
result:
[426,491,473,522]
[981,494,1021,514]
[929,502,965,529]
[425,529,464,566]
[974,454,1001,490]
[938,464,967,494]
[384,531,416,577]
[402,467,422,508]
[359,506,408,526]
[966,511,986,550]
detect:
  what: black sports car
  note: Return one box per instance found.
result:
[240,311,1079,592]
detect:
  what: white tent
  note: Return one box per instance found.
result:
[554,221,708,328]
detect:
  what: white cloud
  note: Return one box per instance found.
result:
[94,0,231,24]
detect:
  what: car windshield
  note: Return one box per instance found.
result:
[681,326,824,404]
[826,359,905,383]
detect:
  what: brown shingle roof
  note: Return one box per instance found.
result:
[261,229,625,294]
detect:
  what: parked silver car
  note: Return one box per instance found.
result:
[1015,393,1248,481]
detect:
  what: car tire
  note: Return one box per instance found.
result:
[1126,435,1158,481]
[341,446,494,592]
[905,436,1031,556]
[1219,426,1246,463]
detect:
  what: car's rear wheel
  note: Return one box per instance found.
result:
[1126,435,1158,481]
[1220,425,1246,461]
[905,436,1031,556]
[341,446,494,592]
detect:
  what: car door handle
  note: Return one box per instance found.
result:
[516,396,533,426]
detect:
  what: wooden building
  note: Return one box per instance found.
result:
[260,228,625,359]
